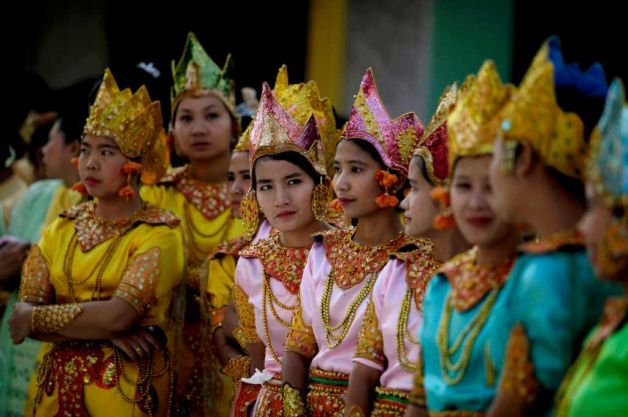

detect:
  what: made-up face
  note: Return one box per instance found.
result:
[173,95,233,161]
[400,156,439,237]
[451,155,514,247]
[227,151,251,218]
[578,183,628,281]
[332,139,385,220]
[78,135,129,199]
[254,158,317,234]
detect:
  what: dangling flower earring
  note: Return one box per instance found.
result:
[118,161,142,200]
[431,186,455,230]
[311,178,331,221]
[70,157,88,195]
[240,188,261,237]
[374,169,399,208]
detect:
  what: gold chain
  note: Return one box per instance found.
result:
[436,289,498,385]
[396,287,421,373]
[320,270,378,349]
[64,233,123,302]
[261,271,297,366]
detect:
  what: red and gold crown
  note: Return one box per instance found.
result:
[249,83,327,176]
[342,68,424,175]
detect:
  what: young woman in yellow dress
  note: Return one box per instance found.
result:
[281,68,419,417]
[7,69,185,417]
[139,32,244,416]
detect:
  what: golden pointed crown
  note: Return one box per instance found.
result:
[84,69,162,159]
[272,65,339,175]
[171,32,236,118]
[234,123,252,153]
[501,40,586,179]
[249,83,327,176]
[447,61,515,170]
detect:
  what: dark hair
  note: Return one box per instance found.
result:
[252,151,324,189]
[342,138,386,169]
[511,141,585,205]
[411,155,435,186]
[57,105,89,145]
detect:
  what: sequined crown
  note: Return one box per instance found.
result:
[588,78,628,207]
[249,83,327,176]
[83,68,162,160]
[447,60,515,169]
[414,79,472,185]
[342,68,424,175]
[501,37,605,179]
[171,32,236,117]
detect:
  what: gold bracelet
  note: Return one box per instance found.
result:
[220,355,252,381]
[32,303,83,334]
[282,382,305,417]
[347,405,366,417]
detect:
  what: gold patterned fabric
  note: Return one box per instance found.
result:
[284,301,318,359]
[354,299,385,367]
[498,323,539,404]
[239,231,309,294]
[232,284,261,348]
[316,228,413,289]
[59,200,179,252]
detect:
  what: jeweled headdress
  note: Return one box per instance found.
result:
[342,68,424,175]
[249,83,326,176]
[83,69,166,183]
[501,37,607,179]
[414,78,473,185]
[588,78,628,207]
[447,60,514,169]
[171,32,236,120]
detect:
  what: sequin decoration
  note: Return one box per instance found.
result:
[240,231,309,294]
[285,303,318,359]
[232,285,260,348]
[113,246,160,315]
[19,245,52,304]
[440,247,514,312]
[354,299,385,367]
[391,240,440,311]
[319,228,413,289]
[61,200,179,252]
[518,229,584,254]
[498,323,539,404]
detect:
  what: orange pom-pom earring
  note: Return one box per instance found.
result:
[118,161,141,201]
[374,169,400,208]
[70,157,79,168]
[430,186,455,230]
[329,198,343,213]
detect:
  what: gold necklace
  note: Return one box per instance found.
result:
[436,289,499,385]
[261,271,297,365]
[63,233,123,302]
[320,270,378,349]
[396,287,421,373]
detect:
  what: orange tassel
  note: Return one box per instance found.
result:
[375,170,398,188]
[71,182,88,195]
[375,193,399,208]
[121,162,143,175]
[433,212,455,230]
[118,185,136,199]
[430,186,450,207]
[70,157,79,168]
[329,198,343,212]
